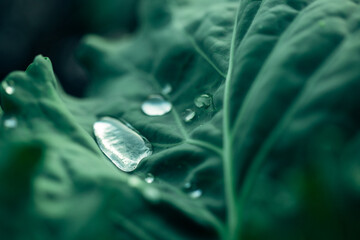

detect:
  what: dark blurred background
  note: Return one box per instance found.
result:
[0,0,139,97]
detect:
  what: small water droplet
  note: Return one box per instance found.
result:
[189,189,202,199]
[194,94,213,109]
[93,117,152,172]
[161,84,172,95]
[183,109,196,122]
[145,173,155,183]
[142,95,172,116]
[2,80,15,95]
[3,116,17,128]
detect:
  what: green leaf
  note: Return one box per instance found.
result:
[1,0,360,239]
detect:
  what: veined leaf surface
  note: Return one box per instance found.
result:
[1,0,360,239]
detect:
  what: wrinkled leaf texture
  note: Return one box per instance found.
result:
[1,0,360,239]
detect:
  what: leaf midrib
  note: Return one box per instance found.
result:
[222,0,265,239]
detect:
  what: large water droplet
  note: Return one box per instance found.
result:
[145,173,155,183]
[189,189,202,199]
[183,109,196,122]
[3,116,18,128]
[161,83,172,95]
[93,117,152,172]
[2,80,15,95]
[142,95,172,116]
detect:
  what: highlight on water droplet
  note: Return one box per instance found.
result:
[194,94,213,109]
[93,117,152,172]
[3,116,18,128]
[161,83,172,95]
[183,109,196,122]
[2,80,15,95]
[141,95,172,116]
[189,189,202,199]
[145,173,155,183]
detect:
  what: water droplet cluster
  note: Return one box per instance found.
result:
[183,181,202,199]
[1,80,18,129]
[2,80,15,95]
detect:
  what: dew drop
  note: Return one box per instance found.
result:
[183,109,196,122]
[93,117,152,172]
[3,116,17,128]
[142,95,172,116]
[161,83,172,95]
[189,189,202,199]
[194,94,213,109]
[183,182,202,199]
[2,80,15,95]
[145,173,155,184]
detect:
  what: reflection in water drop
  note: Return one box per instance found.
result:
[93,117,152,172]
[2,80,15,95]
[145,173,155,183]
[3,116,17,128]
[142,95,172,116]
[161,84,172,95]
[194,94,212,109]
[183,109,196,122]
[189,189,202,199]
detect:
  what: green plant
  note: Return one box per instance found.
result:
[1,0,360,239]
